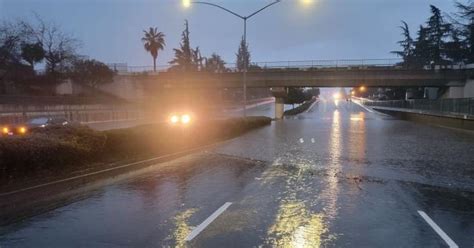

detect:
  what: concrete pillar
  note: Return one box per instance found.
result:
[275,97,285,120]
[270,87,288,120]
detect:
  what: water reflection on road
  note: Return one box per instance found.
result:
[1,100,474,247]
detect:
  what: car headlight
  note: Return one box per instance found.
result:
[170,115,179,124]
[18,126,27,135]
[2,127,9,135]
[181,114,191,124]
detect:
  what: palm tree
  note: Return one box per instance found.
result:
[141,27,165,72]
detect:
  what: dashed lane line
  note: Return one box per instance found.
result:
[185,202,233,241]
[417,210,459,248]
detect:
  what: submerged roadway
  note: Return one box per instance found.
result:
[1,99,474,247]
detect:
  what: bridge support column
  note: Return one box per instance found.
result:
[275,97,285,120]
[270,87,287,120]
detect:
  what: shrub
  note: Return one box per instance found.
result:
[0,117,271,183]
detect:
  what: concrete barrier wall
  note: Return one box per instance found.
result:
[372,107,474,130]
[0,104,145,125]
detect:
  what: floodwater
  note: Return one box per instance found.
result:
[1,100,474,247]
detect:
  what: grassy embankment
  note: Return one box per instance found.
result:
[0,117,271,186]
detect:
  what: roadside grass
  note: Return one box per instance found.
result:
[0,116,271,186]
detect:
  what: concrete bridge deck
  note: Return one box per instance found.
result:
[150,68,468,88]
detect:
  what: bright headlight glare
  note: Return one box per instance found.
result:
[170,115,179,124]
[181,114,191,124]
[18,126,27,134]
[2,127,9,134]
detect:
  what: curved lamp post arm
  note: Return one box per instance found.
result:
[247,0,281,19]
[192,1,245,19]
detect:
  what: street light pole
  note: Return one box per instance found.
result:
[243,18,247,117]
[187,0,281,117]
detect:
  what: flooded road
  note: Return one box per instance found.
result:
[1,100,474,247]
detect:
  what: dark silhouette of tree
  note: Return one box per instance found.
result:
[426,5,450,64]
[141,27,165,72]
[413,25,431,67]
[170,20,199,72]
[21,42,45,69]
[70,59,114,88]
[453,1,474,63]
[392,21,415,68]
[236,37,250,72]
[204,53,226,73]
[444,28,466,63]
[192,46,203,71]
[19,16,80,75]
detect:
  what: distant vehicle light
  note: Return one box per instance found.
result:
[181,114,191,124]
[333,93,341,100]
[18,126,27,135]
[170,115,180,124]
[2,127,9,135]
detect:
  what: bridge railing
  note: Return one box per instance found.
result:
[108,58,407,75]
[233,58,404,70]
[363,98,474,116]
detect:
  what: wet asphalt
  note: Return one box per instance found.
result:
[1,100,474,247]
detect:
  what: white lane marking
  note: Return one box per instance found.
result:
[305,99,319,113]
[299,138,304,143]
[417,210,459,248]
[353,100,375,113]
[185,202,233,241]
[311,138,315,143]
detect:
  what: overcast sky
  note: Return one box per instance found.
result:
[0,0,459,67]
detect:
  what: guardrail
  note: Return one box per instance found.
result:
[108,58,409,74]
[362,98,474,116]
[107,59,474,75]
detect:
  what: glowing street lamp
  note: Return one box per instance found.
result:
[359,86,366,92]
[182,0,191,8]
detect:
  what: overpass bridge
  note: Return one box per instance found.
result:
[112,59,473,119]
[116,59,470,88]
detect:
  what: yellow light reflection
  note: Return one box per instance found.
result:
[348,112,367,165]
[171,208,197,247]
[266,201,327,248]
[300,0,314,5]
[323,109,341,220]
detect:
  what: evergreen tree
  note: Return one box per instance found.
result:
[204,53,226,73]
[236,37,250,72]
[192,46,203,71]
[444,28,466,63]
[413,25,431,67]
[453,1,474,63]
[169,20,196,71]
[391,21,415,67]
[426,5,450,64]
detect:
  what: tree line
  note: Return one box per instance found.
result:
[142,20,249,73]
[392,1,474,68]
[0,15,114,95]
